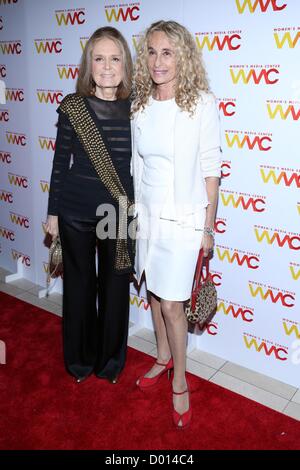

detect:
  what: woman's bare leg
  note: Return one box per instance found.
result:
[137,293,171,382]
[161,299,189,426]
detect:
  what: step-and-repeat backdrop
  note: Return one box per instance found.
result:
[0,0,299,387]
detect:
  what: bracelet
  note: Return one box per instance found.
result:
[203,226,215,238]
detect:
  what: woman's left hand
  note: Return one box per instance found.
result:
[201,233,214,257]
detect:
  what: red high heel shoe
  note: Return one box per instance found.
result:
[136,357,173,390]
[172,386,192,429]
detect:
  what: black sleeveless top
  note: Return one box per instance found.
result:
[48,94,133,217]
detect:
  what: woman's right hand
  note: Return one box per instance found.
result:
[44,215,59,239]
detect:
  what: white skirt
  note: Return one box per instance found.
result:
[135,180,205,301]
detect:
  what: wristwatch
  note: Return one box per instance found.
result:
[203,226,215,238]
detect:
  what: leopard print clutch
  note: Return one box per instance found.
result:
[184,249,217,326]
[185,277,217,326]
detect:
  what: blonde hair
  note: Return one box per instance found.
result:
[132,20,210,115]
[76,27,133,99]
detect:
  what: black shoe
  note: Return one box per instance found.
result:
[74,376,88,384]
[108,375,119,384]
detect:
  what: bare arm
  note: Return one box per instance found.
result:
[44,215,59,239]
[198,96,222,257]
[201,176,219,257]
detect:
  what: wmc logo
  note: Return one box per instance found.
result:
[221,190,266,212]
[43,262,49,274]
[218,99,236,117]
[10,211,29,228]
[105,3,140,22]
[217,246,260,269]
[210,271,223,286]
[11,249,31,267]
[0,189,13,203]
[225,130,272,151]
[235,0,287,14]
[218,300,254,322]
[248,281,295,307]
[57,65,79,80]
[37,90,63,104]
[290,263,300,281]
[195,31,241,51]
[80,37,88,51]
[0,64,6,77]
[6,132,26,146]
[0,41,21,54]
[0,0,18,4]
[8,172,28,188]
[0,151,12,163]
[267,101,300,120]
[203,322,218,335]
[40,180,49,193]
[34,39,62,54]
[0,109,9,121]
[254,225,300,250]
[274,28,300,48]
[215,218,227,234]
[55,9,85,26]
[39,137,55,151]
[221,161,231,178]
[243,334,288,361]
[260,166,300,188]
[230,65,279,84]
[132,34,143,52]
[130,294,150,310]
[5,88,24,102]
[42,222,47,235]
[283,320,300,339]
[0,226,15,241]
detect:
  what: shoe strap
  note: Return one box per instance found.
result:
[173,389,188,396]
[155,360,170,367]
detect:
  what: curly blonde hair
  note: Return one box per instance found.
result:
[132,20,210,115]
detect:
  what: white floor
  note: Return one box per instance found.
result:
[1,266,300,422]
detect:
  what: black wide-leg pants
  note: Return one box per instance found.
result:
[58,214,130,381]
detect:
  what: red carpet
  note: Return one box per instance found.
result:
[0,291,299,450]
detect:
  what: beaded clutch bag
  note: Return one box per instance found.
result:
[46,236,63,295]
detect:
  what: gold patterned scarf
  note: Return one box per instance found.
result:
[59,93,134,273]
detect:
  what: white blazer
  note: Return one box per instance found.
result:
[131,92,222,229]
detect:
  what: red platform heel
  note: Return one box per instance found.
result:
[172,387,192,429]
[136,357,173,390]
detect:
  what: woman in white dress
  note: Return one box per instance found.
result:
[131,21,221,428]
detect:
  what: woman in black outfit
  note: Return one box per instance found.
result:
[45,27,134,384]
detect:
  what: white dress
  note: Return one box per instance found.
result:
[136,97,205,301]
